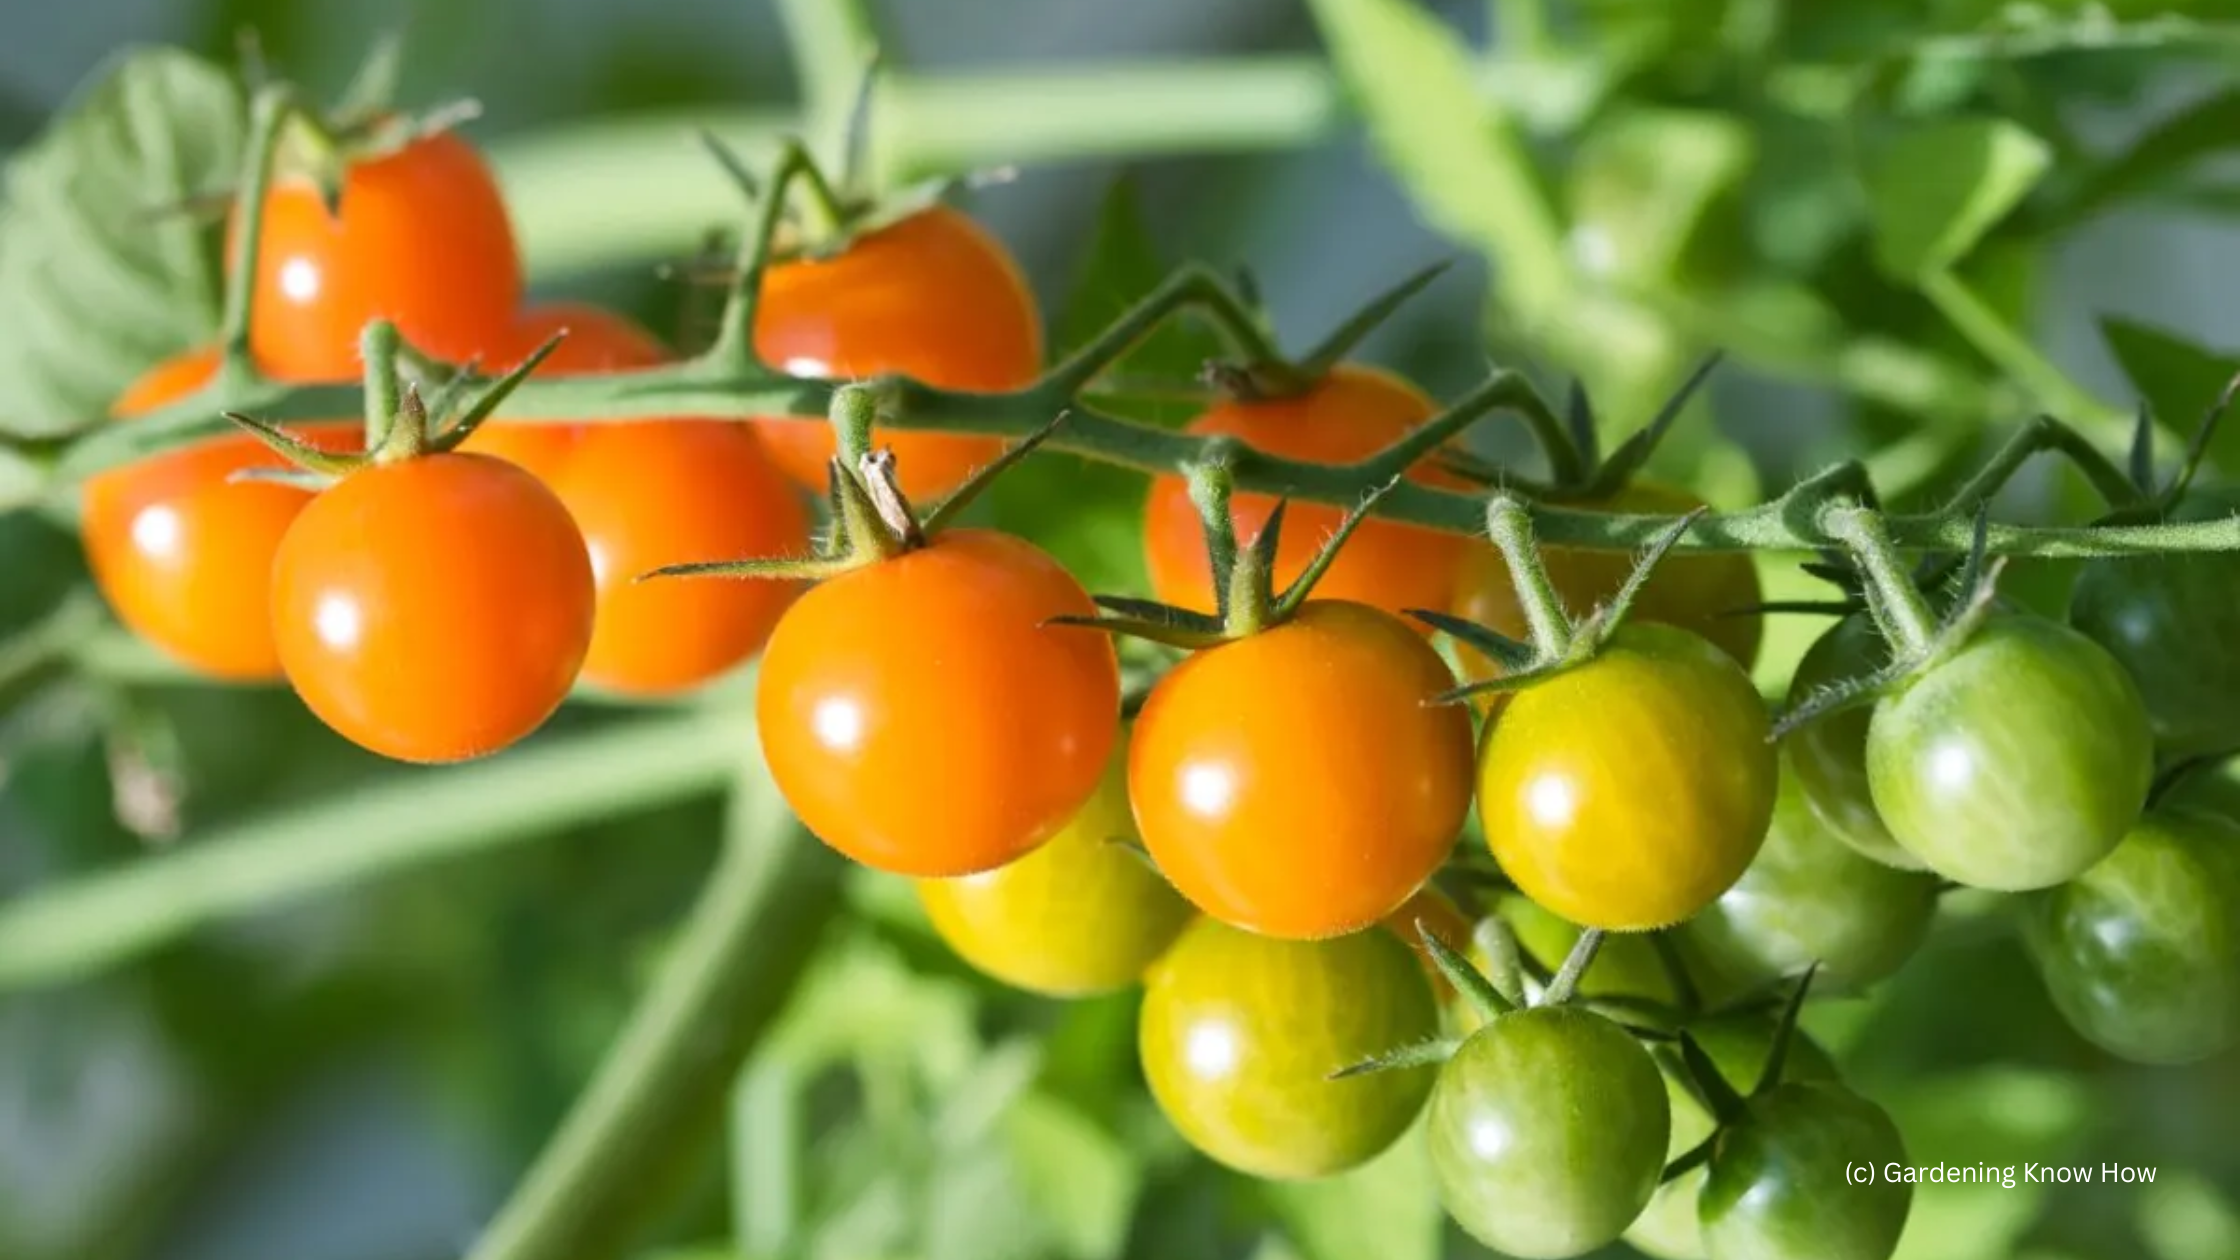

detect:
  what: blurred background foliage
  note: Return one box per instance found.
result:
[4,1,2240,1259]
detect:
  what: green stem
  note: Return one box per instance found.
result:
[1823,501,1939,656]
[361,322,404,454]
[217,86,300,379]
[1040,264,1289,396]
[1483,495,1572,659]
[1542,928,1602,1007]
[1919,269,2126,440]
[775,0,879,169]
[0,710,743,991]
[466,761,843,1260]
[1940,413,2144,515]
[37,363,2240,560]
[704,140,821,368]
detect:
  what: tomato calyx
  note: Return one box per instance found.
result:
[1441,353,1722,502]
[1418,491,1708,705]
[224,321,561,487]
[1661,965,1819,1185]
[640,381,1065,588]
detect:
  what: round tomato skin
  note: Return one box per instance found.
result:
[2070,491,2240,759]
[84,347,355,680]
[1683,757,1939,996]
[1141,364,1467,623]
[2024,808,2240,1065]
[1785,617,1926,872]
[757,528,1118,876]
[752,207,1036,501]
[1128,600,1476,939]
[1866,615,2151,892]
[270,453,594,761]
[1452,481,1762,675]
[551,420,809,695]
[1627,1011,1838,1260]
[238,129,521,381]
[1428,1004,1670,1258]
[916,739,1192,996]
[1478,622,1776,932]
[1699,1083,1910,1260]
[1138,916,1438,1180]
[458,302,672,483]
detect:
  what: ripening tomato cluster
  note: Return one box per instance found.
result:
[71,112,2240,1260]
[83,123,1041,761]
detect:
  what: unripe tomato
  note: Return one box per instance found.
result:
[236,129,522,380]
[459,303,673,484]
[916,739,1192,996]
[2024,808,2240,1065]
[1478,623,1775,932]
[1785,616,1925,871]
[1698,1082,1910,1260]
[1428,1004,1670,1258]
[1138,916,1438,1180]
[520,307,812,696]
[1141,364,1466,623]
[1627,1011,1839,1260]
[1866,615,2151,892]
[2069,489,2240,759]
[83,347,354,680]
[270,453,594,761]
[757,529,1118,876]
[1683,759,1939,995]
[1452,481,1762,675]
[1128,600,1475,939]
[752,207,1037,502]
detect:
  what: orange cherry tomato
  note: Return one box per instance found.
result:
[751,207,1039,502]
[458,302,672,483]
[1476,623,1775,932]
[1128,600,1476,940]
[236,129,522,381]
[1452,480,1763,674]
[755,528,1119,876]
[551,419,809,696]
[83,347,355,680]
[270,453,594,762]
[1141,364,1467,623]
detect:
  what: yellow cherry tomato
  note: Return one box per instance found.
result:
[916,742,1192,997]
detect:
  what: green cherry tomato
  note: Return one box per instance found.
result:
[2070,488,2240,759]
[2024,807,2240,1065]
[1785,616,1925,871]
[1699,1082,1911,1260]
[916,739,1193,997]
[1478,622,1776,931]
[1865,614,2151,892]
[1683,758,1940,996]
[1628,1010,1839,1260]
[1428,1004,1670,1259]
[1138,917,1438,1179]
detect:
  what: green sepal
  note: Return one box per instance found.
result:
[921,410,1071,534]
[1576,507,1709,651]
[1271,475,1402,620]
[1419,920,1516,1023]
[1753,964,1820,1099]
[1540,927,1604,1007]
[1769,666,1899,742]
[2162,369,2240,507]
[1327,1036,1460,1081]
[1434,658,1587,706]
[637,556,860,585]
[1563,378,1600,471]
[1577,352,1723,499]
[1293,259,1453,381]
[224,466,336,492]
[1090,595,1225,636]
[222,412,360,478]
[1677,1030,1748,1128]
[1660,1133,1717,1186]
[2127,400,2157,497]
[426,329,566,453]
[1471,912,1527,1010]
[1408,609,1536,673]
[1041,614,1231,654]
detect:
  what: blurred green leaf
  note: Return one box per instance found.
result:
[1566,107,1754,285]
[1259,1119,1440,1260]
[1003,1093,1143,1260]
[2100,316,2240,439]
[1862,118,2050,280]
[0,47,242,438]
[1306,0,1569,315]
[2063,86,2240,224]
[2139,1169,2240,1260]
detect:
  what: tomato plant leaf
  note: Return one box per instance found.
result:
[1000,1092,1142,1260]
[1860,117,2050,281]
[0,47,245,439]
